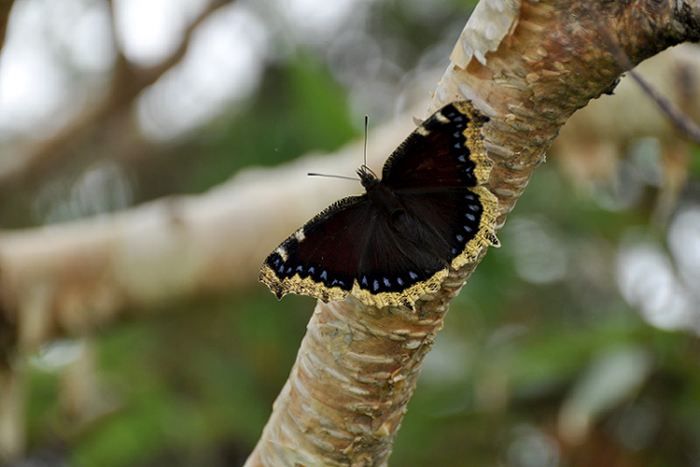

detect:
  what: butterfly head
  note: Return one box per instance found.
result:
[357,164,379,189]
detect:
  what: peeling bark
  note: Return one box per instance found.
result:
[245,0,700,465]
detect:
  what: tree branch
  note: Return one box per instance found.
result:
[244,0,700,464]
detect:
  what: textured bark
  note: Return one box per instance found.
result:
[244,279,471,467]
[245,0,700,465]
[431,0,700,227]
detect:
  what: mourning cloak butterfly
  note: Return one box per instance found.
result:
[260,101,499,309]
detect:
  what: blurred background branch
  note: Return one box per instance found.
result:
[0,0,236,215]
[0,112,415,350]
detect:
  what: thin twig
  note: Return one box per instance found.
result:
[591,4,700,146]
[627,68,700,145]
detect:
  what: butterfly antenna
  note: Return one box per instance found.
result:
[307,173,359,181]
[363,114,369,169]
[307,114,371,182]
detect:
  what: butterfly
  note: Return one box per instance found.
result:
[260,101,499,309]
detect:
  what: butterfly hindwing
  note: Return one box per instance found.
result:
[396,186,499,270]
[259,191,455,308]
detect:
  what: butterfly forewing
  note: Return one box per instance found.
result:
[382,102,489,191]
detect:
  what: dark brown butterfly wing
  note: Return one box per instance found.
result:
[382,101,491,191]
[260,100,499,309]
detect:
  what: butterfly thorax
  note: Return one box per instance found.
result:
[358,165,408,227]
[357,165,378,189]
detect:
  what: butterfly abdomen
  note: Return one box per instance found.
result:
[365,181,405,223]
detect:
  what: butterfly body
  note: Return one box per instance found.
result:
[260,101,499,309]
[359,166,399,221]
